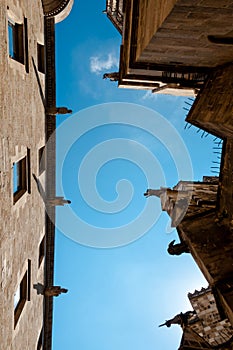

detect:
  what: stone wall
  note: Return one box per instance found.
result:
[188,287,233,346]
[136,0,176,59]
[187,64,233,138]
[0,0,46,348]
[135,0,233,68]
[159,179,218,227]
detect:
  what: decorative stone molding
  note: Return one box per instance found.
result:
[42,0,74,22]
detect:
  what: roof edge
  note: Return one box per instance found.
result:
[42,0,74,21]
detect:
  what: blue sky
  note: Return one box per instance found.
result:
[52,1,218,349]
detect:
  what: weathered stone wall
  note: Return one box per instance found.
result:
[136,0,177,59]
[159,180,218,227]
[136,0,233,67]
[156,176,233,326]
[188,288,233,346]
[180,212,233,304]
[0,0,46,348]
[186,64,233,138]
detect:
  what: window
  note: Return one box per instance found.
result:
[13,156,27,203]
[14,271,27,327]
[38,236,45,267]
[37,43,45,74]
[13,157,27,202]
[8,20,24,64]
[37,328,43,350]
[8,21,14,57]
[8,17,28,71]
[13,149,30,203]
[38,146,46,175]
[14,261,31,328]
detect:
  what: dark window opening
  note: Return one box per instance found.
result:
[24,17,29,73]
[27,148,31,194]
[8,20,24,64]
[13,156,27,203]
[14,271,27,327]
[38,236,45,267]
[37,43,45,74]
[37,328,43,350]
[38,146,46,175]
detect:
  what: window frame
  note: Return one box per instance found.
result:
[13,156,27,203]
[37,328,43,350]
[37,43,45,74]
[38,146,46,175]
[7,16,29,72]
[38,236,45,267]
[8,19,24,64]
[14,271,28,327]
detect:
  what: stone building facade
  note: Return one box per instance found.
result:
[107,1,233,347]
[105,0,233,96]
[105,0,124,34]
[188,287,233,347]
[0,0,73,349]
[161,286,233,349]
[145,175,233,329]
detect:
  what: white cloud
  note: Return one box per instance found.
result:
[90,53,118,74]
[141,90,158,100]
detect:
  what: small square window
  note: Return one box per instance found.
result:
[8,20,24,64]
[37,43,45,74]
[13,157,27,203]
[38,236,45,267]
[14,271,27,327]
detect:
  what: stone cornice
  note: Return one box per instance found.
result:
[42,0,73,19]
